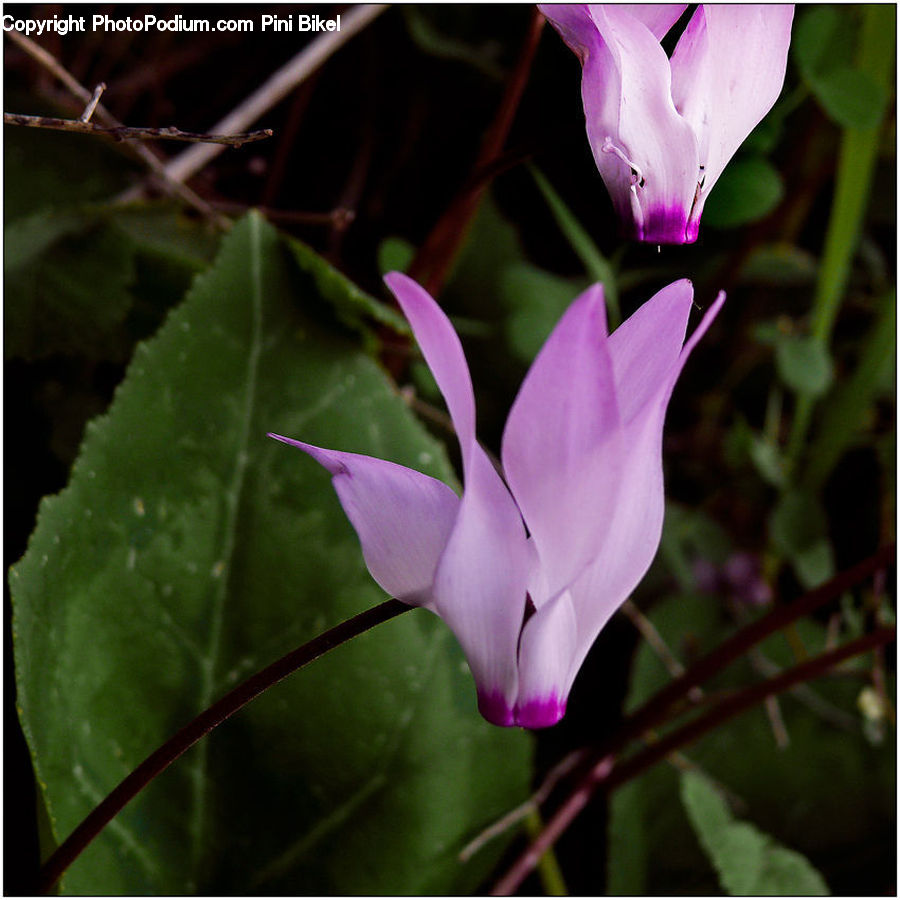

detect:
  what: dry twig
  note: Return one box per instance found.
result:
[5,29,226,224]
[4,113,274,145]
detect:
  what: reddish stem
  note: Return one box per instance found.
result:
[407,8,545,296]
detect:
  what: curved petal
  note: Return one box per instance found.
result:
[384,273,532,722]
[515,589,578,728]
[502,284,624,604]
[670,5,794,229]
[384,272,477,474]
[562,290,726,692]
[616,4,688,41]
[432,449,532,726]
[268,434,459,606]
[582,5,700,243]
[538,4,596,60]
[607,279,695,423]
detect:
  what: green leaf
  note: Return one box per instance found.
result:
[377,235,417,275]
[813,66,887,130]
[12,212,532,894]
[5,211,136,360]
[775,334,834,396]
[400,6,505,80]
[749,434,787,488]
[793,6,888,130]
[793,7,850,83]
[804,290,896,490]
[528,165,620,326]
[770,490,835,589]
[112,205,221,270]
[739,244,818,287]
[606,779,650,894]
[5,204,220,362]
[681,769,830,895]
[500,261,586,363]
[287,234,408,336]
[703,157,784,229]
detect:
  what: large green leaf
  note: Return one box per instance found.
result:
[11,212,532,894]
[681,769,829,895]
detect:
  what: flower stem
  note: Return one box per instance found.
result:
[33,598,410,895]
[523,809,568,896]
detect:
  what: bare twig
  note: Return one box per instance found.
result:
[763,694,791,748]
[79,82,105,122]
[621,599,704,704]
[5,113,275,145]
[119,4,387,196]
[748,647,858,731]
[459,748,590,862]
[5,29,226,224]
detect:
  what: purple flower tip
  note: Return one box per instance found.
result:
[515,695,567,730]
[477,691,517,728]
[625,205,699,245]
[478,692,567,729]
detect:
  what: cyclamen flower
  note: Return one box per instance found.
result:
[540,4,794,244]
[270,273,723,727]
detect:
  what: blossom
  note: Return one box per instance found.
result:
[539,4,794,244]
[270,273,723,727]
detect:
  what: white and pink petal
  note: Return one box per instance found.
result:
[268,436,460,605]
[502,284,624,604]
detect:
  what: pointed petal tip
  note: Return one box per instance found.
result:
[383,270,413,293]
[267,433,347,476]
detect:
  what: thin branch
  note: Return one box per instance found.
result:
[5,29,226,225]
[491,626,895,895]
[458,748,590,862]
[621,598,704,703]
[610,544,894,756]
[79,82,105,122]
[608,628,894,791]
[117,4,387,198]
[748,646,857,732]
[33,598,410,895]
[4,112,275,145]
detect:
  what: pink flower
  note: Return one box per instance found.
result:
[270,273,723,727]
[540,4,794,243]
